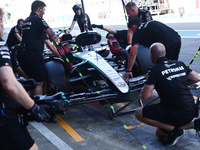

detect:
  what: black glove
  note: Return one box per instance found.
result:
[57,43,70,57]
[92,24,103,29]
[30,103,51,122]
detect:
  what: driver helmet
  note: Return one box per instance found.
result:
[68,44,79,53]
[72,3,82,14]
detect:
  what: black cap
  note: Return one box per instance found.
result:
[128,17,140,28]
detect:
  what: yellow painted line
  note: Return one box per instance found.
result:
[57,115,84,142]
[126,123,146,130]
[116,103,132,110]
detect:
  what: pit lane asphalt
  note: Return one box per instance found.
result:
[4,22,200,150]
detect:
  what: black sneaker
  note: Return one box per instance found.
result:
[194,118,200,136]
[163,127,184,146]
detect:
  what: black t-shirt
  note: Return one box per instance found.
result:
[132,20,181,50]
[137,8,153,22]
[128,8,153,27]
[73,13,93,32]
[146,57,195,111]
[22,12,49,55]
[0,39,13,105]
[114,30,128,49]
[6,25,22,47]
[44,33,49,40]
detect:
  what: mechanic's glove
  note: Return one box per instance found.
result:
[30,103,51,122]
[126,44,132,53]
[92,24,103,29]
[57,43,70,57]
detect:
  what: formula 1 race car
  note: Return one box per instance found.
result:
[54,27,153,76]
[42,31,153,119]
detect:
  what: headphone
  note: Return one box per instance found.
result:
[39,8,44,15]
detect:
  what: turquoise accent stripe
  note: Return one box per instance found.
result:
[176,30,200,38]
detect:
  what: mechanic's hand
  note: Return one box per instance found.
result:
[30,103,51,122]
[126,44,132,52]
[125,72,133,83]
[57,43,70,57]
[92,24,103,29]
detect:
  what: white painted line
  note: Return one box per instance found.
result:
[177,30,200,31]
[30,121,73,150]
[181,37,200,38]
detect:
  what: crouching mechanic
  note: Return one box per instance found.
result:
[0,8,50,150]
[135,42,200,146]
[92,24,128,49]
[106,32,129,68]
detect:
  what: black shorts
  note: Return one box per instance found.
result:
[142,103,195,127]
[0,115,34,150]
[166,41,181,61]
[20,53,46,82]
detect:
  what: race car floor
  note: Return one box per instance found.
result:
[27,89,200,150]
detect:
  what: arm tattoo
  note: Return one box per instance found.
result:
[48,28,59,43]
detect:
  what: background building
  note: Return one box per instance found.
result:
[1,0,200,28]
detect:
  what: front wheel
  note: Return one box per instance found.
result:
[132,45,153,76]
[44,58,68,95]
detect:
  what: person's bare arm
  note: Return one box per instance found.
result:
[45,28,60,45]
[69,21,76,33]
[125,44,139,82]
[141,84,154,100]
[15,66,28,79]
[91,24,117,34]
[103,27,117,34]
[187,70,200,85]
[44,39,61,58]
[0,66,34,110]
[14,33,22,42]
[127,28,133,45]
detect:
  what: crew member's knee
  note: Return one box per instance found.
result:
[135,107,143,121]
[29,143,38,150]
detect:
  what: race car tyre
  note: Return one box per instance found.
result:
[45,59,68,95]
[132,45,153,76]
